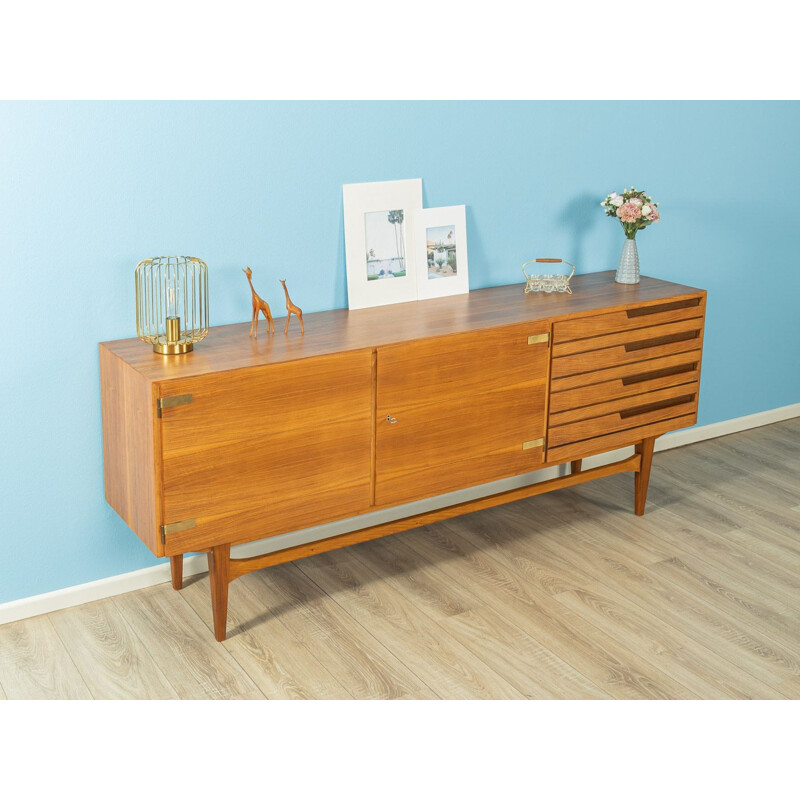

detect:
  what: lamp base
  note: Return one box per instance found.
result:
[153,341,194,355]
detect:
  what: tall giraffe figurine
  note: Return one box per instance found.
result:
[243,267,274,338]
[279,279,304,335]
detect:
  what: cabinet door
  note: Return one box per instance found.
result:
[158,350,373,555]
[375,322,549,508]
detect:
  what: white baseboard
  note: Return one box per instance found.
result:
[2,401,798,627]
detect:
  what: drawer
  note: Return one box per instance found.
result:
[548,382,698,448]
[549,380,700,428]
[546,413,698,464]
[550,318,704,379]
[553,295,705,343]
[549,351,702,410]
[545,295,705,463]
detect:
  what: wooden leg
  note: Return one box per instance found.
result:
[634,436,656,516]
[170,555,184,590]
[571,459,582,475]
[208,543,231,642]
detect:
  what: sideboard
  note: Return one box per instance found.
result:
[99,271,706,641]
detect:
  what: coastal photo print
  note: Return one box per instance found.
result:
[343,179,423,309]
[414,205,469,300]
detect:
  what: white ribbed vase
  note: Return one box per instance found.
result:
[615,238,640,284]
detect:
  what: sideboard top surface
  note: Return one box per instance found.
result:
[100,271,705,383]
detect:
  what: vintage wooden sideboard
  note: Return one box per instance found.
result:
[99,271,706,641]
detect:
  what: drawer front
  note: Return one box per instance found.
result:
[546,414,698,464]
[550,350,702,395]
[548,385,698,448]
[547,294,705,461]
[550,318,704,378]
[375,322,550,507]
[553,296,704,343]
[549,352,701,413]
[158,350,373,554]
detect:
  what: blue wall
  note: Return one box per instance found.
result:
[1,101,798,604]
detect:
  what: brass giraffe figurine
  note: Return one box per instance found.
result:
[243,267,274,338]
[280,279,304,334]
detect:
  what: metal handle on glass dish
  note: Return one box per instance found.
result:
[522,258,576,295]
[386,415,398,424]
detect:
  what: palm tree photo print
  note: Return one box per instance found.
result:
[365,209,406,279]
[426,224,457,279]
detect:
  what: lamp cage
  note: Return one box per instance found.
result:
[135,256,209,355]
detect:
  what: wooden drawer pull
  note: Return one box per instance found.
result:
[619,394,695,419]
[626,297,701,318]
[622,361,697,386]
[623,330,699,352]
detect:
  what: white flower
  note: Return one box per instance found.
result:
[642,204,652,217]
[609,194,624,207]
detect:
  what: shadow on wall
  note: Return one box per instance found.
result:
[557,193,599,270]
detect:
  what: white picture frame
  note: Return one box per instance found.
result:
[343,178,423,310]
[414,205,469,301]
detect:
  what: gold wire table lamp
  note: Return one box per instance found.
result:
[135,256,209,354]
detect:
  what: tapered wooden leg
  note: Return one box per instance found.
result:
[634,436,656,516]
[170,555,184,590]
[571,459,582,475]
[208,543,231,642]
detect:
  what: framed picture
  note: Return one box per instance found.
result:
[414,205,469,300]
[343,178,423,310]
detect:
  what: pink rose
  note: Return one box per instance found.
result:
[645,206,660,222]
[617,202,642,222]
[629,197,643,207]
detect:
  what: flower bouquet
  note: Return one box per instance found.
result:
[601,187,660,284]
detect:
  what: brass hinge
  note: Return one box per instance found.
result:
[157,394,193,417]
[527,333,550,345]
[522,438,544,450]
[160,518,196,543]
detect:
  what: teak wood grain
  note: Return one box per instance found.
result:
[99,346,159,552]
[98,272,706,640]
[549,380,700,428]
[549,363,700,414]
[548,397,698,449]
[545,413,698,463]
[552,316,705,358]
[99,272,704,382]
[375,322,549,507]
[160,350,373,554]
[551,331,704,378]
[550,349,703,393]
[552,295,705,342]
[225,453,643,581]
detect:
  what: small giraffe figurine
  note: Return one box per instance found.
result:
[243,267,274,338]
[279,279,304,335]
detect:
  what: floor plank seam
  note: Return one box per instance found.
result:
[222,573,356,700]
[293,557,445,699]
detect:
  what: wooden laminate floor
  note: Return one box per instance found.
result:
[1,418,799,699]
